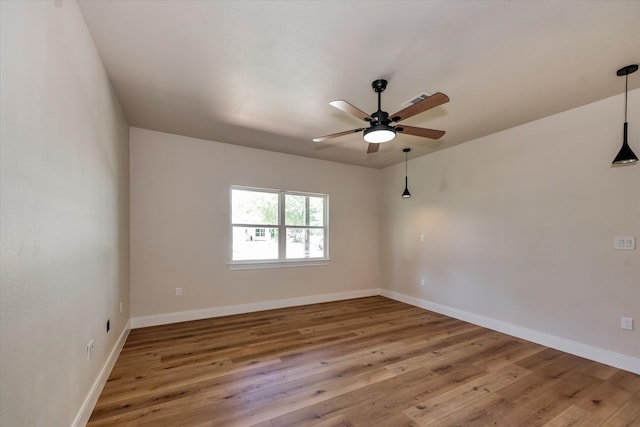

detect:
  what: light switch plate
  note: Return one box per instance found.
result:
[614,236,635,250]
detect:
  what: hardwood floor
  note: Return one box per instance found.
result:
[88,296,640,426]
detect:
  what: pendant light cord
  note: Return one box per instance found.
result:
[625,73,628,122]
[405,151,408,176]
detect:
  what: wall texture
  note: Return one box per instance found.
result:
[130,128,381,318]
[0,2,129,426]
[381,90,640,364]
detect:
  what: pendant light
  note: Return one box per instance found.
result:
[402,148,411,198]
[612,64,638,165]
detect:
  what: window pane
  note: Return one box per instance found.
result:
[309,197,324,226]
[231,189,278,225]
[285,194,306,226]
[232,227,278,260]
[286,228,324,259]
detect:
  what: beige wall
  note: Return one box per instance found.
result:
[381,89,640,360]
[130,128,381,317]
[0,1,129,426]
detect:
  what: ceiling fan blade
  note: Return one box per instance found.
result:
[389,92,449,122]
[367,143,380,154]
[397,125,446,139]
[312,128,365,143]
[329,100,372,122]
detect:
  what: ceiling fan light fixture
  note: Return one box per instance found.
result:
[313,79,448,153]
[363,124,396,143]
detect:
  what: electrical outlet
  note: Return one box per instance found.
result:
[420,278,425,287]
[176,287,182,296]
[621,317,634,331]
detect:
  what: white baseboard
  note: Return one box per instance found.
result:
[130,288,380,329]
[380,289,640,375]
[72,320,131,427]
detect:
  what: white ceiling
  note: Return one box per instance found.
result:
[77,0,640,169]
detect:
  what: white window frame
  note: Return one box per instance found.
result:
[228,186,330,270]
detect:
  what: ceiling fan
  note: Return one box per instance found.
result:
[313,79,449,153]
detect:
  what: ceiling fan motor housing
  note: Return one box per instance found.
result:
[370,110,390,125]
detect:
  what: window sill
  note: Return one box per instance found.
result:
[227,258,330,270]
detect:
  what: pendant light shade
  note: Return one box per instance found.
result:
[613,64,638,165]
[613,123,638,164]
[402,178,411,198]
[402,148,411,198]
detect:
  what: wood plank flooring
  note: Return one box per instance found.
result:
[88,296,640,426]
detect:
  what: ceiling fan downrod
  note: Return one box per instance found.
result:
[371,79,389,125]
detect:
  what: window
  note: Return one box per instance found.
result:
[230,186,328,267]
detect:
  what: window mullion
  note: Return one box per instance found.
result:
[278,192,286,260]
[304,196,310,257]
[232,223,278,228]
[323,196,328,258]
